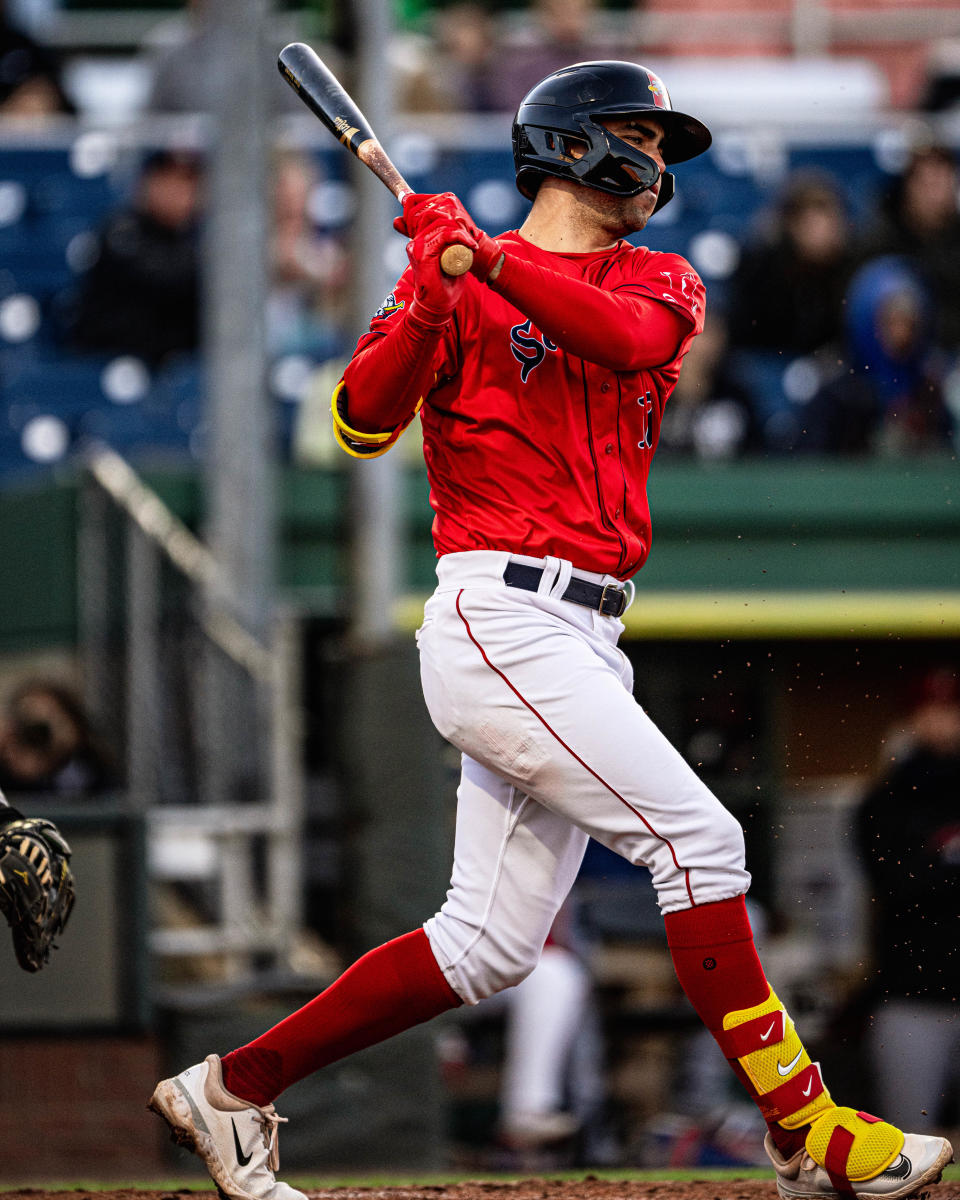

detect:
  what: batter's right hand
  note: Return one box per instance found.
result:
[405,217,477,319]
[397,192,502,283]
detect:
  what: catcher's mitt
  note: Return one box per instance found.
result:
[0,816,76,971]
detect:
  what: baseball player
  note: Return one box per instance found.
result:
[150,62,953,1200]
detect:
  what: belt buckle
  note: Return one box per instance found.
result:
[599,583,627,618]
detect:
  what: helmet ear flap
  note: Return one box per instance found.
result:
[652,171,675,214]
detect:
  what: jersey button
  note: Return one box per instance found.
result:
[600,382,611,393]
[614,506,622,518]
[604,442,614,455]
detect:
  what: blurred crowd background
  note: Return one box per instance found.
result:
[0,0,958,1187]
[0,0,960,466]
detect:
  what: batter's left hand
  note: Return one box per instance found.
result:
[396,192,504,283]
[405,216,476,318]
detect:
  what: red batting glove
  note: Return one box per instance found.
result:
[469,229,505,283]
[393,192,444,239]
[395,192,505,284]
[405,217,478,323]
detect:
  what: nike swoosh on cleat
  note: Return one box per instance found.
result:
[232,1118,253,1167]
[760,1020,778,1042]
[882,1155,912,1180]
[777,1049,804,1076]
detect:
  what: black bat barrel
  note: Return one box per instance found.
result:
[278,42,375,157]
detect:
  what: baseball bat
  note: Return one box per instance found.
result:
[278,42,473,277]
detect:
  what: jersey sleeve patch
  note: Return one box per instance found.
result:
[374,292,405,320]
[624,252,706,333]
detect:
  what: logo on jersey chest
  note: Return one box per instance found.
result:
[636,389,654,449]
[510,318,558,382]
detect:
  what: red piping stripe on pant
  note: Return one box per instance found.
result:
[455,589,695,906]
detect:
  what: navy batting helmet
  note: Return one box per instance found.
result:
[512,60,712,213]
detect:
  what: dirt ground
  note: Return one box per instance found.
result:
[4,1179,960,1200]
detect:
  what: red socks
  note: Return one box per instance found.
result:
[220,894,813,1164]
[664,895,809,1158]
[664,894,769,1027]
[220,928,461,1106]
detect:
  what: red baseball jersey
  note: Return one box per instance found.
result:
[354,232,705,579]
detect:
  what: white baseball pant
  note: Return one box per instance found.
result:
[418,551,751,1006]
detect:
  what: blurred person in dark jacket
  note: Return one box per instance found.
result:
[68,148,203,366]
[854,666,960,1132]
[398,3,501,114]
[798,255,953,455]
[0,0,73,117]
[857,143,960,352]
[728,171,855,360]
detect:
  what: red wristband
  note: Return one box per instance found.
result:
[408,295,455,329]
[471,232,505,282]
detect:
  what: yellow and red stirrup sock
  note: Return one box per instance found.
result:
[664,898,828,1158]
[805,1107,905,1198]
[714,986,835,1131]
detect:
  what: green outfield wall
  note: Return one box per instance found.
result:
[1,456,958,653]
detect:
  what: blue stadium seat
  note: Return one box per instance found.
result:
[0,290,55,355]
[77,402,199,462]
[0,129,910,480]
[150,356,204,409]
[0,400,75,481]
[1,355,114,414]
[787,144,885,221]
[0,430,60,483]
[3,255,72,299]
[726,348,810,451]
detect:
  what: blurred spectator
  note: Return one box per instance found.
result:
[496,0,616,112]
[727,171,855,359]
[67,148,203,366]
[725,173,856,448]
[496,898,608,1164]
[444,891,614,1168]
[6,0,60,36]
[145,0,310,117]
[857,143,960,351]
[798,256,953,455]
[0,678,116,796]
[658,314,756,460]
[0,0,73,117]
[853,665,960,1132]
[268,150,350,360]
[919,39,960,113]
[397,3,501,114]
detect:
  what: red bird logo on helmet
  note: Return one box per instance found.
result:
[647,75,668,108]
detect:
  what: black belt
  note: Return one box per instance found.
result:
[503,561,628,618]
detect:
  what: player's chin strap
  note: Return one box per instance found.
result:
[652,172,675,214]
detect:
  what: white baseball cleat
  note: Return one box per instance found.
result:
[148,1053,306,1200]
[765,1129,954,1200]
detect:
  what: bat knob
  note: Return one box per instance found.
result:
[440,244,474,277]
